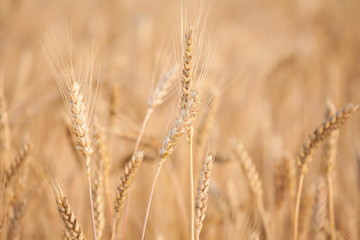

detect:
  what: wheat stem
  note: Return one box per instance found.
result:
[134,108,153,152]
[189,127,195,240]
[141,164,161,240]
[327,175,336,240]
[293,103,359,240]
[86,164,97,240]
[293,173,304,240]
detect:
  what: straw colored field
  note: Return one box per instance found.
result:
[0,0,360,239]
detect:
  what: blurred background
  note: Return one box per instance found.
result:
[0,0,360,239]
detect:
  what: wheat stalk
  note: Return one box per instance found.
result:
[54,187,86,240]
[4,140,31,189]
[298,188,315,240]
[118,67,176,238]
[195,154,214,240]
[7,198,27,240]
[43,38,99,239]
[293,103,359,240]
[180,26,197,240]
[141,90,200,240]
[147,66,176,111]
[110,151,144,240]
[6,175,28,240]
[68,80,97,240]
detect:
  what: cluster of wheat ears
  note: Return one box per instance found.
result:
[1,1,360,240]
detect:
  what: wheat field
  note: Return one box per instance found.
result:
[1,0,360,239]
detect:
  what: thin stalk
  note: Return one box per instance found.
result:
[135,108,153,152]
[110,218,117,240]
[293,173,304,240]
[189,127,195,240]
[257,198,271,240]
[86,161,97,240]
[120,194,131,240]
[327,175,336,240]
[141,164,162,240]
[106,188,114,233]
[120,108,153,240]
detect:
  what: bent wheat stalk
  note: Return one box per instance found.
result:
[120,67,176,238]
[181,27,196,240]
[135,66,176,152]
[111,151,144,240]
[44,40,98,239]
[141,90,199,240]
[69,81,97,240]
[4,140,32,189]
[293,103,359,240]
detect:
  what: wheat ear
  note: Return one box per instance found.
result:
[54,187,85,240]
[180,26,197,240]
[7,198,27,239]
[43,38,98,239]
[63,231,73,240]
[68,80,97,240]
[232,140,271,240]
[119,67,176,239]
[293,103,359,240]
[141,90,200,240]
[195,154,214,240]
[92,167,105,240]
[4,140,31,189]
[110,151,144,240]
[322,100,338,240]
[6,175,28,240]
[93,119,112,231]
[312,177,328,240]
